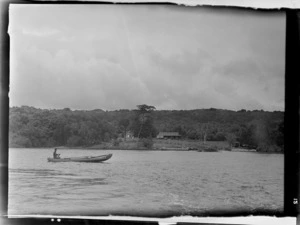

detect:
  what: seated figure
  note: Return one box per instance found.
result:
[53,148,60,159]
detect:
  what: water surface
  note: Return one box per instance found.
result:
[8,149,283,216]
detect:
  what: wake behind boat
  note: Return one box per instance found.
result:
[48,153,113,163]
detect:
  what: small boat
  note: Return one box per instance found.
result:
[48,153,112,163]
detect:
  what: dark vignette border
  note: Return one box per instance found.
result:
[284,9,300,218]
[0,1,299,224]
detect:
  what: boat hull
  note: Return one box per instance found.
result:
[48,154,112,163]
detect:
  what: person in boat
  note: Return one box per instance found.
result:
[53,148,60,159]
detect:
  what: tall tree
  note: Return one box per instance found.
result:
[225,133,237,148]
[119,118,130,140]
[132,104,156,139]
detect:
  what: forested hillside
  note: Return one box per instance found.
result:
[9,106,284,152]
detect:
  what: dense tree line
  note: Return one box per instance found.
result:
[9,106,284,152]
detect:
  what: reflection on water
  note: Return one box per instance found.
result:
[8,149,283,216]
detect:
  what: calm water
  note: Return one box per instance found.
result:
[8,149,283,216]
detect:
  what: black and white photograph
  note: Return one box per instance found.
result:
[7,3,287,220]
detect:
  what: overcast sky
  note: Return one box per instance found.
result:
[9,5,285,111]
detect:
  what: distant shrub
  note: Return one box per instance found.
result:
[257,144,282,152]
[67,136,82,147]
[9,135,32,148]
[138,138,153,149]
[113,139,120,147]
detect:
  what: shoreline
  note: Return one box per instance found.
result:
[8,147,283,154]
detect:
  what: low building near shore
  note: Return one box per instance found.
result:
[157,132,181,139]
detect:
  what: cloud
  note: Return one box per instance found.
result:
[213,78,238,97]
[9,5,285,111]
[22,28,60,37]
[10,45,147,110]
[149,49,214,76]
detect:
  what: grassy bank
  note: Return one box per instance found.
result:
[87,139,229,151]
